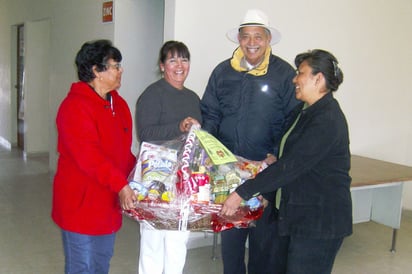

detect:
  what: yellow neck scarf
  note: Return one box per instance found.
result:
[230,46,272,76]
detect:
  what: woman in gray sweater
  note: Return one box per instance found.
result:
[135,41,202,274]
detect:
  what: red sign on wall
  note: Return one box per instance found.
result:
[102,1,113,23]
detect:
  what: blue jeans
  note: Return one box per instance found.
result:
[276,235,344,274]
[61,230,116,274]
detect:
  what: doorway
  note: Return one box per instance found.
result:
[12,19,50,154]
[16,24,24,150]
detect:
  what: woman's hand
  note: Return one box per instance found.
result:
[221,191,243,216]
[118,184,136,210]
[179,116,200,132]
[259,195,269,208]
[263,153,277,165]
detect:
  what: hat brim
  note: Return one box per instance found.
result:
[226,25,282,45]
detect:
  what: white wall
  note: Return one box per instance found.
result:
[24,19,51,154]
[0,0,52,148]
[0,0,11,148]
[48,0,164,165]
[1,0,412,209]
[170,0,412,209]
[114,0,164,155]
[48,0,115,168]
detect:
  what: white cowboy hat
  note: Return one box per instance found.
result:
[226,9,282,45]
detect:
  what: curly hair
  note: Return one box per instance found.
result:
[75,39,122,82]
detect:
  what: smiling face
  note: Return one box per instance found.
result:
[160,52,190,90]
[238,26,271,66]
[293,60,323,105]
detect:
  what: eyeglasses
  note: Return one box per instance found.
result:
[104,63,122,71]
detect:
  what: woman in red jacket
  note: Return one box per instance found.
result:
[52,40,136,274]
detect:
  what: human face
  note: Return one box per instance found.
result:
[293,61,320,105]
[101,58,123,91]
[238,26,271,66]
[160,52,190,90]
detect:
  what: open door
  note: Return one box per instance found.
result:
[16,24,25,150]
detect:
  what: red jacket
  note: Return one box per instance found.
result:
[52,82,135,235]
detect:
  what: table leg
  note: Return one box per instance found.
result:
[390,228,398,253]
[211,232,219,260]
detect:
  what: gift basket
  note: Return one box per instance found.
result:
[123,125,267,232]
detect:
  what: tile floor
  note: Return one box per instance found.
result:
[1,146,412,274]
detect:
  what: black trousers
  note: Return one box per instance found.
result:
[221,202,279,274]
[274,234,344,274]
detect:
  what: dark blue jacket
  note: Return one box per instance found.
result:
[236,93,353,239]
[201,54,299,161]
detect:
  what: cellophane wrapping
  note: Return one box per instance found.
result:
[123,125,267,232]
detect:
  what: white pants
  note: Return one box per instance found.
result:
[138,223,190,274]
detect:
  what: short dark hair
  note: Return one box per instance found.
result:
[295,49,344,92]
[75,39,122,82]
[158,40,190,65]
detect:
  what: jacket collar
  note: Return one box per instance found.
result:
[302,92,334,116]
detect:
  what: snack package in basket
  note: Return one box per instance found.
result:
[123,125,268,232]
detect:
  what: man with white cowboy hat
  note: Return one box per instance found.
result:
[201,8,299,274]
[226,9,282,46]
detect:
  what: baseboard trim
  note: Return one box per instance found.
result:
[0,136,12,150]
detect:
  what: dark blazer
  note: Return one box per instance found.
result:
[236,92,353,239]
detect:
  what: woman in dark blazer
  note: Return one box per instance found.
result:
[221,49,352,274]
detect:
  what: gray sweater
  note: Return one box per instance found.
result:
[135,78,202,142]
